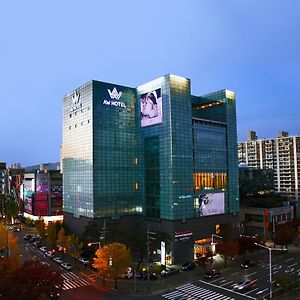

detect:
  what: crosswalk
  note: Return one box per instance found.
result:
[61,272,90,290]
[162,283,235,300]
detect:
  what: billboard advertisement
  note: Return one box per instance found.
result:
[197,192,225,216]
[140,88,162,127]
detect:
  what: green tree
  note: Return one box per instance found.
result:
[93,242,132,289]
[0,222,20,262]
[46,222,57,246]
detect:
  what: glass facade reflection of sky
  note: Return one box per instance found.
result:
[62,75,239,221]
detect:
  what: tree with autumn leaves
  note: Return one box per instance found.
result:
[0,222,20,263]
[93,242,132,289]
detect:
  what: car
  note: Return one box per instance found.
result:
[33,241,42,248]
[161,267,179,277]
[23,234,33,240]
[29,237,38,243]
[205,269,221,279]
[233,279,256,291]
[273,265,282,271]
[54,257,63,264]
[182,261,196,271]
[45,251,56,258]
[39,246,48,253]
[61,262,72,271]
[78,257,89,265]
[12,227,20,232]
[285,267,295,273]
[241,260,255,268]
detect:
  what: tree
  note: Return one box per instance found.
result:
[216,240,239,268]
[46,222,57,246]
[273,224,296,248]
[57,228,67,249]
[0,260,63,300]
[196,251,214,272]
[0,222,20,262]
[236,237,258,260]
[67,233,82,258]
[93,242,132,289]
[82,220,100,243]
[35,220,46,240]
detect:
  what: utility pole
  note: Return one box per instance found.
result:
[147,224,156,281]
[100,220,107,245]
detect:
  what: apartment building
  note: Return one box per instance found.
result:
[238,131,300,201]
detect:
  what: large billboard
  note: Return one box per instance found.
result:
[140,88,162,127]
[197,192,225,216]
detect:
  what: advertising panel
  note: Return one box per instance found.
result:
[140,88,162,127]
[197,192,225,216]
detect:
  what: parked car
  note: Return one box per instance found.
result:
[23,234,33,240]
[29,237,38,243]
[233,279,256,291]
[182,261,196,271]
[78,257,89,265]
[61,262,72,271]
[54,257,63,264]
[45,251,56,258]
[33,241,42,248]
[240,260,255,269]
[205,269,221,279]
[161,267,179,277]
[39,246,48,253]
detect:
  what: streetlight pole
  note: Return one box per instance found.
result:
[255,242,284,299]
[88,241,101,249]
[211,234,222,254]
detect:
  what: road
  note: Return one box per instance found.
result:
[13,227,300,299]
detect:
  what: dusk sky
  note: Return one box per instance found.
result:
[1,1,299,167]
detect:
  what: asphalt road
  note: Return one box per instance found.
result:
[13,227,300,300]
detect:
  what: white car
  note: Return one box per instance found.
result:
[54,257,63,264]
[61,262,72,271]
[45,251,55,258]
[78,257,89,265]
[39,246,48,253]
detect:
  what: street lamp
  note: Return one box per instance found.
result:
[211,234,222,254]
[88,241,101,249]
[255,242,285,299]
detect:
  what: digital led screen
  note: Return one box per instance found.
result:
[197,192,225,216]
[140,88,162,127]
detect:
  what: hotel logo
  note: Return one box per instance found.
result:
[107,87,122,100]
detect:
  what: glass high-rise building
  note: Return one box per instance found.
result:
[62,74,239,263]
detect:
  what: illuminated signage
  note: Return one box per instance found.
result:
[70,91,82,112]
[175,230,193,242]
[103,87,126,108]
[107,87,122,100]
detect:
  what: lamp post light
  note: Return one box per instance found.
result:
[211,234,222,254]
[255,242,285,299]
[88,241,101,249]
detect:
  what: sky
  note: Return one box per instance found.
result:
[1,0,299,167]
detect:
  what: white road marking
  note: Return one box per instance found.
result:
[245,287,258,294]
[220,281,233,286]
[199,280,257,300]
[285,258,294,262]
[256,288,268,295]
[245,272,257,277]
[230,272,239,276]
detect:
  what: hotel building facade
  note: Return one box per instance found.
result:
[62,74,239,263]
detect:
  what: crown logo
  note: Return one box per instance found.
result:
[72,91,80,104]
[107,87,122,100]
